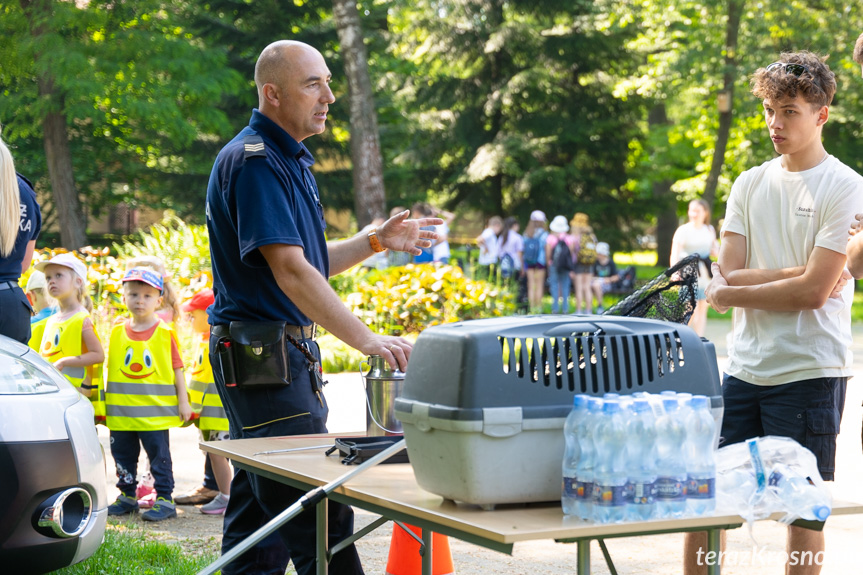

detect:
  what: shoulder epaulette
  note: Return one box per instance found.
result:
[243,135,267,159]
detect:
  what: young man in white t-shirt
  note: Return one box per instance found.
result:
[687,52,863,575]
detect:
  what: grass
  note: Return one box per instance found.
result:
[54,520,219,575]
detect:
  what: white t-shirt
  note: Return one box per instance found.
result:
[673,222,717,287]
[499,231,524,270]
[477,227,500,265]
[432,222,450,262]
[673,223,716,259]
[723,155,863,385]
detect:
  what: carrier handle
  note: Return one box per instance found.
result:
[543,321,635,337]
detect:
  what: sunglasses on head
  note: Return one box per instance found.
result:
[766,62,810,77]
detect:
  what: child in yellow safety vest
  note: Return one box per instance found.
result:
[24,270,57,351]
[35,254,104,408]
[105,267,192,522]
[180,288,232,515]
[120,255,179,507]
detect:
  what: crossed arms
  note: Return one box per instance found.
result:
[705,231,850,314]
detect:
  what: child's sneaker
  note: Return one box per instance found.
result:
[138,491,157,508]
[200,493,230,515]
[107,494,139,516]
[141,497,177,522]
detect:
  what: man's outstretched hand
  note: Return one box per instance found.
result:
[377,210,443,255]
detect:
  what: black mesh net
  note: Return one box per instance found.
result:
[603,254,700,325]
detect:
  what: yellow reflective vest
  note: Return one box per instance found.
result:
[105,321,182,431]
[39,310,105,419]
[187,336,229,432]
[29,315,49,352]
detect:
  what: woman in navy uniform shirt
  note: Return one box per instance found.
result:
[0,128,41,344]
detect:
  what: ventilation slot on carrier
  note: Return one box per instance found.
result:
[499,330,685,393]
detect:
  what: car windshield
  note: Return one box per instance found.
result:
[0,353,59,394]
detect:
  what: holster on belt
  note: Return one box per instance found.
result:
[218,321,292,388]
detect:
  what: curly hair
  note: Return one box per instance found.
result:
[751,51,836,109]
[854,33,863,66]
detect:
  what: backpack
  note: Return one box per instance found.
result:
[499,253,516,279]
[551,238,574,272]
[576,233,597,265]
[523,233,543,266]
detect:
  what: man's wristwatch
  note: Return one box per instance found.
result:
[368,228,386,253]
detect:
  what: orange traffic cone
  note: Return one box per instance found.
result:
[385,522,454,575]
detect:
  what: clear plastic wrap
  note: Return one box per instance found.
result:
[716,436,832,526]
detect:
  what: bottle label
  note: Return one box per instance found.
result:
[687,476,715,499]
[655,477,686,501]
[563,476,578,498]
[596,484,627,507]
[631,481,656,504]
[575,480,594,501]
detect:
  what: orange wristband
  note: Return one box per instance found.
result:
[368,228,386,253]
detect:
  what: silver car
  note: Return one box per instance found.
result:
[0,335,108,574]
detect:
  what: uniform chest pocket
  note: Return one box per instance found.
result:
[228,321,291,387]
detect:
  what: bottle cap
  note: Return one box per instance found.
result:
[588,397,604,411]
[573,394,588,408]
[602,399,621,413]
[662,397,679,411]
[813,505,831,521]
[690,395,709,409]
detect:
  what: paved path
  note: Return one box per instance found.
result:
[100,318,863,573]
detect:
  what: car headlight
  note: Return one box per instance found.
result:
[0,353,60,394]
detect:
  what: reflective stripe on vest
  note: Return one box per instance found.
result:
[106,321,180,431]
[187,338,228,431]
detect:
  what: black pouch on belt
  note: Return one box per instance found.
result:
[228,321,291,387]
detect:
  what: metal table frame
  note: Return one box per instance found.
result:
[199,436,862,575]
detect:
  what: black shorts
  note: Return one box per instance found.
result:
[719,374,846,481]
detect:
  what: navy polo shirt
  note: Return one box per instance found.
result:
[0,174,41,282]
[207,110,328,326]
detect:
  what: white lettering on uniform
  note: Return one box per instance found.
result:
[19,203,31,232]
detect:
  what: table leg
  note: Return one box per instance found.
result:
[422,527,433,575]
[317,498,328,575]
[706,528,720,575]
[577,540,590,574]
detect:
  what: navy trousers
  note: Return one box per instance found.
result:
[210,334,364,575]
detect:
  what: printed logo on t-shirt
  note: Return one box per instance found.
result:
[795,206,815,218]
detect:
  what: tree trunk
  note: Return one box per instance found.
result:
[649,103,676,269]
[702,0,743,212]
[22,0,88,249]
[332,0,386,229]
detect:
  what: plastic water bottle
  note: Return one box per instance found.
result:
[685,395,716,516]
[626,397,657,521]
[575,397,603,520]
[768,464,832,521]
[593,400,628,523]
[655,397,688,518]
[562,395,589,516]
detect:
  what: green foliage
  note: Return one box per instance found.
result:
[112,212,212,291]
[332,263,516,336]
[0,0,244,224]
[53,521,218,574]
[381,0,645,234]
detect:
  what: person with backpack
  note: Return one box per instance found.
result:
[546,215,575,313]
[522,210,549,313]
[570,212,598,314]
[498,216,524,281]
